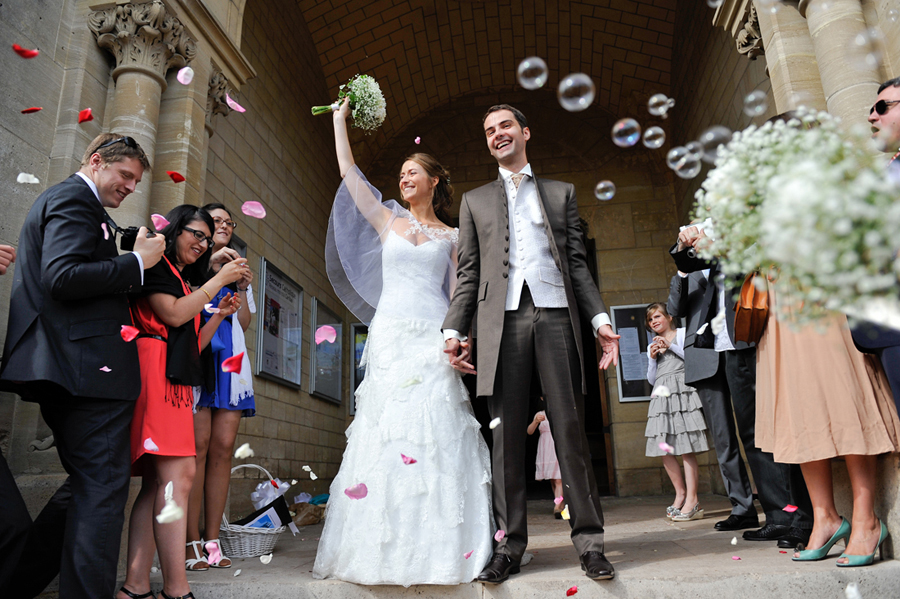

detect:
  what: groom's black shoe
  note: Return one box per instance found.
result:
[580,551,615,580]
[715,513,760,531]
[477,553,520,584]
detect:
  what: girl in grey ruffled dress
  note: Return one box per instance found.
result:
[644,303,709,522]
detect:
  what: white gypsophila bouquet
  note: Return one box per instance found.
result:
[312,74,386,134]
[759,111,900,327]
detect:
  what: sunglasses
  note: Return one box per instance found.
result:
[97,136,138,150]
[182,226,214,248]
[870,99,900,116]
[213,217,238,230]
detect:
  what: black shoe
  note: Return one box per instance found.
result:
[580,551,615,580]
[776,527,811,549]
[477,553,520,584]
[715,513,760,531]
[742,523,791,541]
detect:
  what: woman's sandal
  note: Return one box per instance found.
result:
[119,587,155,599]
[205,538,233,568]
[793,517,851,561]
[185,540,209,571]
[836,520,889,567]
[160,592,194,599]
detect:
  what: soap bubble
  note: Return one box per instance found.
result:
[648,93,675,118]
[666,146,688,170]
[707,0,723,6]
[888,9,899,23]
[757,0,781,14]
[674,155,703,179]
[685,141,704,161]
[517,57,549,90]
[611,118,641,148]
[557,73,595,112]
[698,126,732,163]
[743,90,768,117]
[852,28,884,70]
[594,180,616,201]
[642,126,666,149]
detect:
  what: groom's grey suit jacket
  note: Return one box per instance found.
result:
[443,173,606,397]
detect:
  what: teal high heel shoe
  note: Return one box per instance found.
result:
[837,520,889,567]
[792,517,851,561]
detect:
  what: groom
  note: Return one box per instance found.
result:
[444,104,620,583]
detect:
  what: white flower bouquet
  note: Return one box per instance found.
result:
[694,107,900,327]
[312,74,386,134]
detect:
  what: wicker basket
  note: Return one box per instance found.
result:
[219,464,287,558]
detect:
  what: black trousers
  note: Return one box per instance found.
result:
[20,396,134,599]
[0,451,32,590]
[489,286,604,561]
[725,347,813,529]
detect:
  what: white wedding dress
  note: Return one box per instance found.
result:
[313,166,493,586]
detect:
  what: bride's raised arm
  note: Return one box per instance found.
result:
[333,98,391,234]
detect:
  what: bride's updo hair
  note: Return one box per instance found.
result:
[404,152,454,226]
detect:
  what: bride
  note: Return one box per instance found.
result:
[312,99,493,586]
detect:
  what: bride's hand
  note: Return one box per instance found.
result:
[334,97,351,122]
[444,339,476,375]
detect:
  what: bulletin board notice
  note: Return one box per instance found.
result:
[610,304,654,403]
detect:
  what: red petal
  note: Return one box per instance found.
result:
[21,107,42,114]
[782,504,798,513]
[120,325,139,342]
[401,453,417,465]
[12,44,39,58]
[566,586,578,596]
[78,108,93,123]
[222,352,244,374]
[464,550,473,559]
[166,171,185,183]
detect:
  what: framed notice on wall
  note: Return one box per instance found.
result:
[610,304,654,403]
[256,258,303,389]
[310,298,343,404]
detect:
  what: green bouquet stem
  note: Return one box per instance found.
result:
[311,103,340,116]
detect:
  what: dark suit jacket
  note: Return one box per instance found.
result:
[0,174,143,401]
[667,272,722,384]
[443,173,606,397]
[669,245,754,351]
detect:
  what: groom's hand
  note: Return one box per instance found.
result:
[444,339,476,375]
[596,324,620,370]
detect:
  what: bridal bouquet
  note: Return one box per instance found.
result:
[694,107,900,326]
[311,74,386,134]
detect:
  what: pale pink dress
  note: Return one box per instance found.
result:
[535,411,562,480]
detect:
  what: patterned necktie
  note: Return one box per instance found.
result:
[510,173,525,189]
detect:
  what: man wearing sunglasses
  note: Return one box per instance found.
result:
[0,132,165,599]
[852,78,900,416]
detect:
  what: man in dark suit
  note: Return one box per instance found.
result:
[854,77,900,414]
[443,104,620,583]
[671,227,813,549]
[667,269,757,531]
[0,133,164,599]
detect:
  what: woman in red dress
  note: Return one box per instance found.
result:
[117,205,248,599]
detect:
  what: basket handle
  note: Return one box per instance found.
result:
[231,463,276,482]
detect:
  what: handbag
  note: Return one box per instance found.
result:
[733,272,769,344]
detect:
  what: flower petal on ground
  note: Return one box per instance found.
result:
[782,504,798,513]
[233,569,241,577]
[315,325,337,344]
[78,108,93,123]
[658,442,674,454]
[260,553,272,564]
[99,366,112,372]
[731,537,737,545]
[226,93,246,113]
[344,483,368,499]
[845,582,862,599]
[234,442,254,459]
[494,529,505,542]
[222,352,244,373]
[567,586,578,597]
[17,173,40,184]
[779,550,787,554]
[241,200,266,218]
[554,496,564,506]
[489,417,501,429]
[143,437,160,452]
[176,66,194,85]
[12,44,39,58]
[731,556,741,560]
[166,171,185,183]
[121,325,139,342]
[401,454,417,465]
[464,550,474,559]
[21,107,42,114]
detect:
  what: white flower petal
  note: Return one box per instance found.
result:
[489,417,501,429]
[234,443,255,459]
[260,553,272,564]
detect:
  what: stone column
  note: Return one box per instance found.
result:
[88,0,196,227]
[799,0,881,128]
[755,2,827,113]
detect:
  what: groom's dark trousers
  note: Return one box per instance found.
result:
[490,285,604,560]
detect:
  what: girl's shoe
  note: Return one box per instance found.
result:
[205,538,233,568]
[185,540,209,571]
[666,505,681,520]
[792,517,850,561]
[836,520,889,567]
[672,503,704,521]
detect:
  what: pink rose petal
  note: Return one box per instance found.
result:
[415,136,421,144]
[782,504,798,513]
[554,496,564,506]
[567,586,578,597]
[222,352,244,374]
[176,66,194,85]
[78,108,93,123]
[204,303,221,314]
[659,442,674,454]
[464,550,474,559]
[101,222,109,240]
[225,93,246,113]
[315,325,337,345]
[494,529,505,542]
[99,366,112,372]
[120,325,139,342]
[344,483,368,499]
[151,214,170,230]
[732,556,741,560]
[401,453,417,465]
[241,201,266,219]
[205,541,222,565]
[143,437,159,452]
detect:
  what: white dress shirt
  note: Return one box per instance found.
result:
[679,269,734,352]
[75,171,144,283]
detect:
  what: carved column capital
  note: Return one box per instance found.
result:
[206,68,235,136]
[88,0,197,90]
[736,4,765,60]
